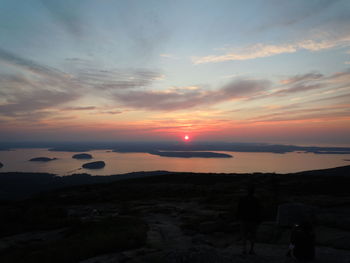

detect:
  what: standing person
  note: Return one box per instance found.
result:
[237,184,261,255]
[288,221,315,261]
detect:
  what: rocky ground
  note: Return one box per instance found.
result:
[0,166,350,262]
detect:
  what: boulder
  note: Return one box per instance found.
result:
[255,221,290,244]
[29,157,57,162]
[316,226,350,249]
[162,246,231,263]
[82,161,105,169]
[72,153,93,160]
[329,235,350,250]
[277,203,316,226]
[199,221,220,234]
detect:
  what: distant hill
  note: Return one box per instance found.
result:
[0,165,349,200]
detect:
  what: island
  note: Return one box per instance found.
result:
[149,151,232,158]
[72,153,93,159]
[82,161,105,169]
[29,157,57,162]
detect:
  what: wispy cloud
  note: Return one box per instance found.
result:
[249,104,350,123]
[280,72,324,84]
[0,49,162,119]
[39,0,84,36]
[192,35,350,64]
[0,49,81,118]
[111,79,270,111]
[160,53,179,60]
[62,106,96,111]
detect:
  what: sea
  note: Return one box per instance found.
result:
[0,148,350,175]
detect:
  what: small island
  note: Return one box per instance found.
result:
[0,162,3,168]
[149,151,232,158]
[72,153,93,159]
[29,157,57,162]
[82,161,105,169]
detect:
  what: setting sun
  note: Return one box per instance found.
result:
[184,135,190,141]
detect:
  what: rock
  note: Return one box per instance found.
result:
[0,228,66,251]
[316,226,350,249]
[277,203,316,226]
[256,221,283,243]
[82,161,105,169]
[79,252,125,263]
[199,221,220,234]
[162,246,231,263]
[317,209,350,231]
[0,162,3,168]
[329,235,350,250]
[29,157,57,162]
[73,153,93,159]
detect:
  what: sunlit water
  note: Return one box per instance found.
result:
[0,148,349,176]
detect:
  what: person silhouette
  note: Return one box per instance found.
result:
[288,221,315,261]
[237,184,261,255]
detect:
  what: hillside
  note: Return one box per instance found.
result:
[0,166,350,262]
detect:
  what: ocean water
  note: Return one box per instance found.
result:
[0,148,349,176]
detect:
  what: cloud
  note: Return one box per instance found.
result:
[100,110,123,115]
[73,68,162,90]
[311,92,350,103]
[280,72,324,84]
[255,0,338,31]
[0,49,81,118]
[39,0,84,36]
[0,49,163,119]
[273,83,325,96]
[192,35,350,64]
[111,79,270,111]
[62,106,96,111]
[0,89,80,117]
[0,48,66,79]
[160,53,179,60]
[255,70,350,100]
[249,104,350,123]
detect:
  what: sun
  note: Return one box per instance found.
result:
[184,135,190,141]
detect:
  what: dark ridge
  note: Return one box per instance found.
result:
[0,165,349,201]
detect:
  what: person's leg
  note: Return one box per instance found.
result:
[248,223,257,255]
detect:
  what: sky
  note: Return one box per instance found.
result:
[0,0,350,145]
